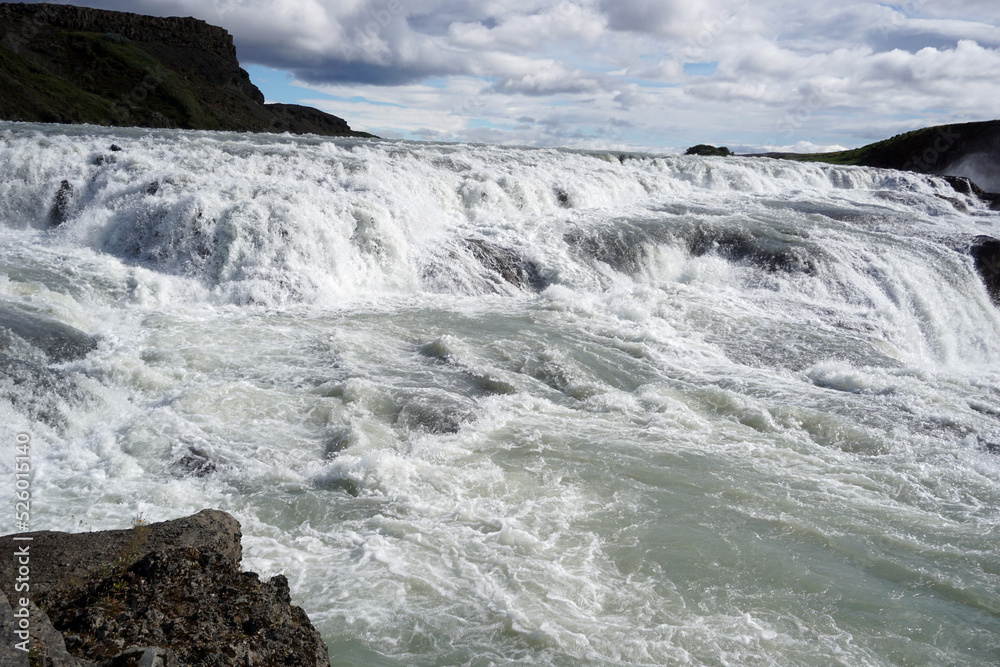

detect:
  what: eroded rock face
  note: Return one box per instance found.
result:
[0,510,330,667]
[40,548,328,667]
[970,235,1000,305]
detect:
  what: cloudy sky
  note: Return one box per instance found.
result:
[25,0,1000,152]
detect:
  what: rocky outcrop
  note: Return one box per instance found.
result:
[0,2,372,137]
[0,303,97,363]
[684,144,732,157]
[0,510,330,667]
[1,589,92,666]
[466,238,549,292]
[970,236,1000,305]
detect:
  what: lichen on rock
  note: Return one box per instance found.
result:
[0,510,330,667]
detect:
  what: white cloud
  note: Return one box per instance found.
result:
[15,0,1000,152]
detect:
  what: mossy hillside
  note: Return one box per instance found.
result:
[759,120,1000,173]
[3,32,218,129]
[64,32,208,122]
[0,42,124,125]
[0,2,370,137]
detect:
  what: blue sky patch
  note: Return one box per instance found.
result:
[683,62,718,77]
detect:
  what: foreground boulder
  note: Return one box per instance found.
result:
[0,510,330,667]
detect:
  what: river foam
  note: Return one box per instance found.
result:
[2,122,999,665]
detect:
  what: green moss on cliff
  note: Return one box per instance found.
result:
[0,42,124,124]
[759,120,1000,174]
[0,2,371,137]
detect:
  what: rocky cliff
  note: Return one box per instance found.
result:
[0,510,331,666]
[0,2,372,137]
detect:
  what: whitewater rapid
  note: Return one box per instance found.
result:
[1,122,999,665]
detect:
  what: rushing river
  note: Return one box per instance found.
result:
[1,122,999,666]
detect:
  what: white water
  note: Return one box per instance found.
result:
[2,122,999,665]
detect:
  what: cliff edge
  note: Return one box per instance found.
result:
[0,2,373,137]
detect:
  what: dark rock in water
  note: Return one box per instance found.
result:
[419,337,456,363]
[0,304,97,361]
[566,225,654,274]
[176,448,217,477]
[396,394,475,434]
[50,179,74,227]
[0,354,86,429]
[941,175,981,196]
[44,550,327,666]
[568,221,816,276]
[554,187,572,208]
[469,373,518,396]
[969,236,1000,304]
[687,228,818,274]
[466,238,549,291]
[685,144,732,157]
[940,175,1000,210]
[0,510,331,667]
[934,193,969,212]
[109,144,123,152]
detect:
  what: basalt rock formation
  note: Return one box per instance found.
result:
[0,2,373,138]
[0,510,331,667]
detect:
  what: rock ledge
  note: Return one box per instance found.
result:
[0,510,330,667]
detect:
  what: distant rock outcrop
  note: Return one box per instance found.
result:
[685,144,732,157]
[0,2,373,138]
[0,510,331,666]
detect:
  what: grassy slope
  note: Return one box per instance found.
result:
[756,120,1000,172]
[1,16,370,137]
[0,41,125,125]
[1,30,215,129]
